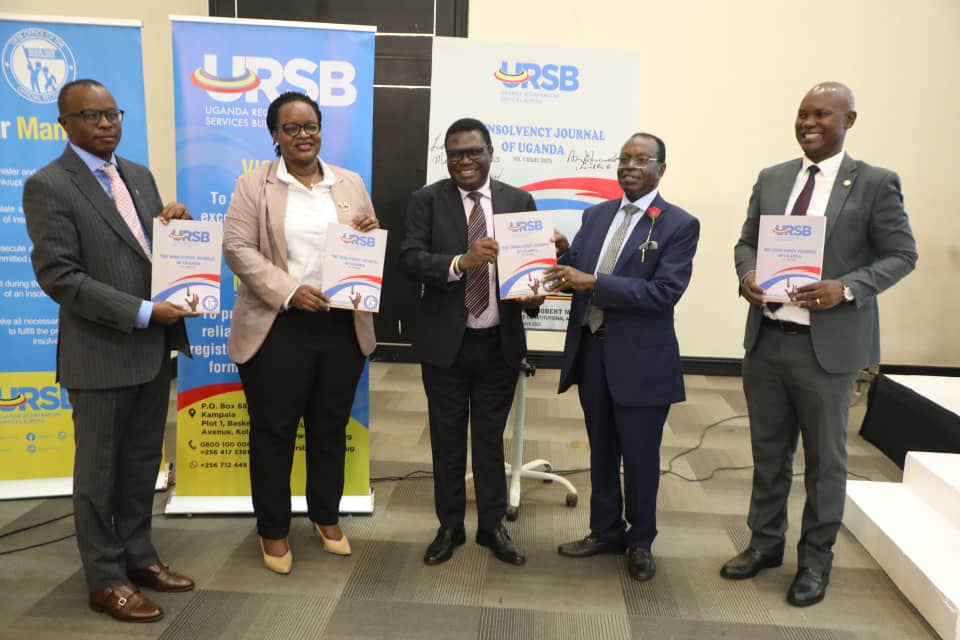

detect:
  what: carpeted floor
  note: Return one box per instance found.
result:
[0,363,936,639]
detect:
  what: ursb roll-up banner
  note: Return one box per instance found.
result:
[428,38,640,330]
[0,15,148,499]
[166,16,375,514]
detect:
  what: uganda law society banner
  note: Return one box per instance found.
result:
[428,38,639,330]
[168,16,375,514]
[0,15,148,498]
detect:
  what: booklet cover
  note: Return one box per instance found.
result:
[755,215,826,303]
[493,210,557,300]
[321,224,388,312]
[151,219,223,313]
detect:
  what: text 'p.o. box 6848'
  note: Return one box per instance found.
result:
[151,219,223,313]
[494,210,557,300]
[322,224,388,312]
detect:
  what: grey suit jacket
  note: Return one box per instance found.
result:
[399,178,536,369]
[23,145,189,390]
[734,153,918,374]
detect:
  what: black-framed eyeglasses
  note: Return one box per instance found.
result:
[617,156,658,168]
[61,109,124,125]
[446,146,490,163]
[279,122,321,136]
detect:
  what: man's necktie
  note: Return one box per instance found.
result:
[768,165,820,311]
[464,192,489,318]
[101,163,151,260]
[790,165,820,216]
[586,204,640,332]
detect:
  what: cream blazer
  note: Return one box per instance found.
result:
[223,159,377,364]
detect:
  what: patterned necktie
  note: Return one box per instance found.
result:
[464,192,489,318]
[790,165,820,216]
[100,163,151,260]
[586,204,640,332]
[768,165,821,312]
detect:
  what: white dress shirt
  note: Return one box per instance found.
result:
[768,149,845,326]
[278,158,339,308]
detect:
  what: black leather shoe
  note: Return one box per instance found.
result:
[423,525,466,565]
[720,547,784,580]
[557,535,626,558]
[787,567,829,606]
[627,548,656,581]
[476,525,526,565]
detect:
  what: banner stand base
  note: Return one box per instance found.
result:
[0,464,172,501]
[164,489,374,515]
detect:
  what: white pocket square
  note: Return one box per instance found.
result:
[638,240,659,251]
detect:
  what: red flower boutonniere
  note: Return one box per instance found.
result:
[641,207,663,262]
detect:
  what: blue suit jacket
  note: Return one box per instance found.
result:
[557,193,700,406]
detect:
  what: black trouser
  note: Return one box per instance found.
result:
[421,328,519,532]
[238,309,365,539]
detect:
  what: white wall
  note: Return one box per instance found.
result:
[472,0,960,366]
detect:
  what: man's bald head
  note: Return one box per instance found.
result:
[795,82,858,163]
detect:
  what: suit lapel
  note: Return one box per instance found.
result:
[614,193,666,272]
[264,161,289,271]
[823,153,857,243]
[61,147,150,263]
[330,172,354,225]
[773,160,803,213]
[444,181,469,250]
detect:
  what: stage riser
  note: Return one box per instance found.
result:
[845,451,960,640]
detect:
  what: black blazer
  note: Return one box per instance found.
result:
[399,178,536,368]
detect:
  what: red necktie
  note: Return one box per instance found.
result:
[464,192,489,318]
[790,165,820,216]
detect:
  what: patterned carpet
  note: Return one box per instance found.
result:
[0,363,937,639]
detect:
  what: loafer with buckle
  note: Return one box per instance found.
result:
[129,562,195,592]
[627,548,656,581]
[424,525,466,565]
[558,535,626,558]
[787,567,829,606]
[720,547,784,580]
[476,525,525,566]
[89,583,163,623]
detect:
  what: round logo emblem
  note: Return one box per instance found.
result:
[363,295,379,310]
[202,295,218,312]
[2,28,77,104]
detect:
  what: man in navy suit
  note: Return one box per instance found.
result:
[543,132,699,581]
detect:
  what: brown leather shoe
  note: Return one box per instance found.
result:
[89,583,163,622]
[129,562,195,592]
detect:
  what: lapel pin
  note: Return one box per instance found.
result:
[336,201,351,211]
[843,179,852,187]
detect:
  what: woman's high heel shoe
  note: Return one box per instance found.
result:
[313,523,351,556]
[259,537,293,574]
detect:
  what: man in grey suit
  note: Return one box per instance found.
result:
[23,79,198,622]
[722,82,918,606]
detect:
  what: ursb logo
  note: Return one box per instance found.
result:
[494,62,579,92]
[0,385,71,412]
[340,233,376,248]
[169,229,211,243]
[191,54,357,105]
[773,224,813,237]
[507,220,544,233]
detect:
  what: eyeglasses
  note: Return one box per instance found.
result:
[617,156,659,168]
[279,122,321,136]
[446,147,490,163]
[61,109,124,125]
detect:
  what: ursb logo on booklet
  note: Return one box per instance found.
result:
[755,215,826,303]
[151,219,223,313]
[493,211,557,300]
[322,224,387,312]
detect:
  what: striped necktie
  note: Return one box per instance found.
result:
[100,163,151,260]
[464,192,489,318]
[586,204,639,332]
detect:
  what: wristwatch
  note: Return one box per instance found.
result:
[841,283,855,302]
